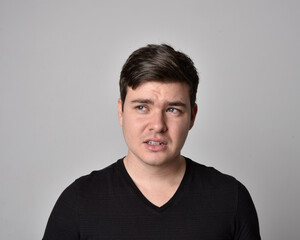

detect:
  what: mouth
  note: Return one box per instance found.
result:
[144,139,168,151]
[146,141,165,146]
[143,138,168,151]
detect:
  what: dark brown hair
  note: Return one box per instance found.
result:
[119,44,199,109]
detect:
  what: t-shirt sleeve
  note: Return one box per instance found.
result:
[234,182,261,240]
[42,181,80,240]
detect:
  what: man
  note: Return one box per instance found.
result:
[43,44,261,239]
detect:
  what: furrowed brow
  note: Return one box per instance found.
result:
[167,101,187,108]
[130,99,154,104]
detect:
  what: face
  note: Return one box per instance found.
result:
[118,81,197,167]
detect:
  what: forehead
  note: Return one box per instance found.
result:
[126,81,190,102]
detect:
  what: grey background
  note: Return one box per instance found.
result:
[0,0,299,239]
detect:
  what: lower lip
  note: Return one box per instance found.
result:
[144,142,167,151]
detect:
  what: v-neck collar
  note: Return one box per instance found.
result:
[117,157,191,213]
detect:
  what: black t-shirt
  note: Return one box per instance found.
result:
[43,158,261,239]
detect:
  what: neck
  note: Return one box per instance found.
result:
[123,155,186,207]
[123,155,186,185]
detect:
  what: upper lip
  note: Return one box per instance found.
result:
[143,138,168,145]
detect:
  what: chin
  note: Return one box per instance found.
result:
[139,153,180,167]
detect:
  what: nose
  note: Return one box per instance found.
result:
[149,110,168,133]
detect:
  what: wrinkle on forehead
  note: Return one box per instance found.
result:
[128,81,189,105]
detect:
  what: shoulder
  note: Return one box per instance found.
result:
[186,158,258,214]
[185,157,251,206]
[66,160,122,196]
[50,159,123,217]
[187,158,239,189]
[185,158,261,238]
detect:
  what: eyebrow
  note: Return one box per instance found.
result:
[130,98,187,108]
[167,101,187,107]
[130,99,154,104]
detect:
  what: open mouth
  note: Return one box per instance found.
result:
[146,141,165,145]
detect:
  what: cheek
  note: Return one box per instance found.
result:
[122,114,144,141]
[122,116,133,136]
[122,121,134,147]
[170,119,191,142]
[123,114,140,130]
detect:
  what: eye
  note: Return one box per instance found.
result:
[167,108,176,112]
[167,108,181,114]
[136,105,147,111]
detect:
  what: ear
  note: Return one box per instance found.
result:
[189,104,198,130]
[117,98,123,126]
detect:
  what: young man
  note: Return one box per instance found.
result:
[43,44,261,239]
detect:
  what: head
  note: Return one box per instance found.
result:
[119,44,199,111]
[118,44,200,167]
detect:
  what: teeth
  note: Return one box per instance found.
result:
[147,141,163,145]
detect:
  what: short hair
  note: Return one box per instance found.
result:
[119,44,199,109]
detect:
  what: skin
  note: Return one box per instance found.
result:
[118,81,197,206]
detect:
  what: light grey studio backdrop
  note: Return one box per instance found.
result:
[0,0,299,239]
